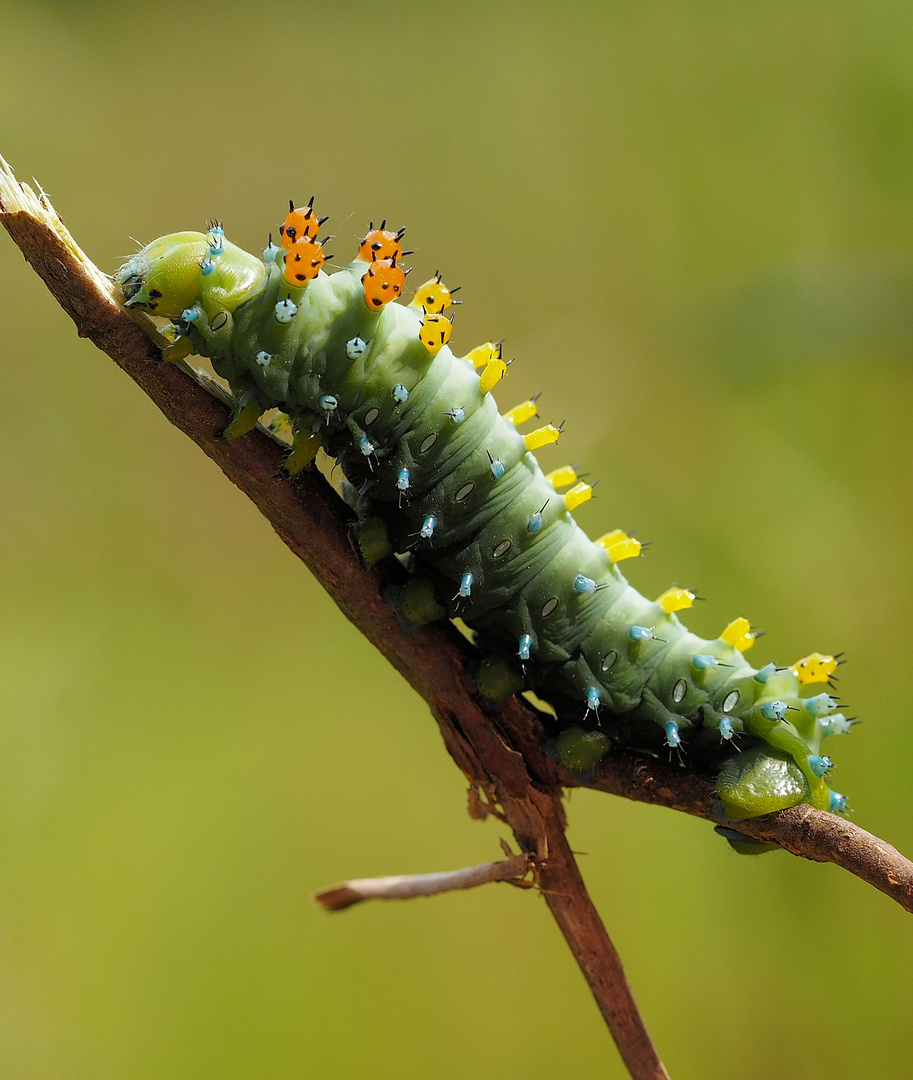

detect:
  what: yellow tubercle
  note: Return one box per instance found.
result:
[721,616,756,652]
[465,341,501,369]
[419,311,453,356]
[790,652,838,685]
[563,482,593,511]
[656,587,696,614]
[479,358,507,394]
[597,528,626,547]
[524,424,561,451]
[546,465,579,489]
[607,537,642,561]
[410,274,455,315]
[596,530,642,562]
[504,399,539,425]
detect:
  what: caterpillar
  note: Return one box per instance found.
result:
[114,201,854,841]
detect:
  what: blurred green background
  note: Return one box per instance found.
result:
[2,1,913,1077]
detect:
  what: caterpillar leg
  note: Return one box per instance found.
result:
[160,331,196,364]
[556,727,611,775]
[356,517,393,564]
[283,429,322,475]
[222,394,261,441]
[395,578,446,628]
[475,655,524,702]
[713,826,780,856]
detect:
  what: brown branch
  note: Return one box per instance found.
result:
[3,154,911,1074]
[0,155,670,1080]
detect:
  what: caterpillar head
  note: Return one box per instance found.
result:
[115,232,266,319]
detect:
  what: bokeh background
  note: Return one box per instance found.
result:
[2,2,913,1077]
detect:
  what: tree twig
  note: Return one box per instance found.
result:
[314,852,535,911]
[4,153,912,1078]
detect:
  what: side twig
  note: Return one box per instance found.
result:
[314,851,535,911]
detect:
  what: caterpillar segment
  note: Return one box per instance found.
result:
[115,202,852,840]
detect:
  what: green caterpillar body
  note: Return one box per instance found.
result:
[115,207,853,838]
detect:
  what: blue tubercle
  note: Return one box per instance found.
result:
[805,693,836,718]
[754,662,777,683]
[574,574,596,595]
[346,336,367,361]
[397,467,410,492]
[808,755,833,777]
[518,634,532,661]
[692,654,718,671]
[822,713,853,737]
[275,299,297,323]
[629,625,654,642]
[392,383,409,404]
[458,572,474,598]
[420,515,437,540]
[207,224,225,254]
[759,701,788,722]
[718,718,734,741]
[664,720,681,748]
[490,458,505,480]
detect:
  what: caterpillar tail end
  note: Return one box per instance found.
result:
[715,746,848,830]
[715,747,809,821]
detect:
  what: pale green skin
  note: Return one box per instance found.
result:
[115,229,850,830]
